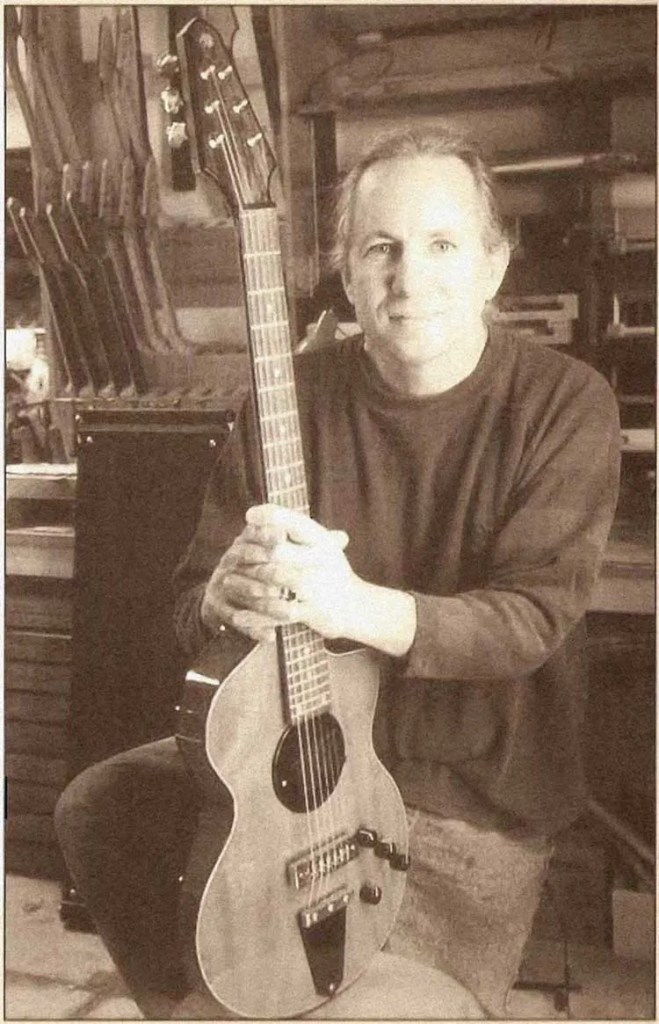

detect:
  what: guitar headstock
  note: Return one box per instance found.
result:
[175,17,276,213]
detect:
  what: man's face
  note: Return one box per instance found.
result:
[342,154,508,374]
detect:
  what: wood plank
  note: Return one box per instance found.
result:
[6,753,69,787]
[5,582,73,631]
[6,526,75,579]
[6,464,77,500]
[7,780,61,815]
[6,660,71,695]
[6,691,69,725]
[5,630,71,663]
[5,721,69,757]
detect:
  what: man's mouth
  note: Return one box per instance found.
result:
[389,312,442,322]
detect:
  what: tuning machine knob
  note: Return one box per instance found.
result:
[156,51,180,78]
[161,86,184,115]
[166,122,188,149]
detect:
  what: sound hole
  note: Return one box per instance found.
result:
[272,713,346,813]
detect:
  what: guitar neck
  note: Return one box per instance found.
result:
[240,206,309,515]
[239,205,331,723]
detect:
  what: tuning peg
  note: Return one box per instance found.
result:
[156,51,180,78]
[166,122,188,149]
[161,86,184,115]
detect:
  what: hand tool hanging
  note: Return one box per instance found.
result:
[97,17,172,354]
[60,163,146,396]
[7,6,139,398]
[6,9,94,397]
[118,6,187,353]
[8,197,93,397]
[101,10,186,352]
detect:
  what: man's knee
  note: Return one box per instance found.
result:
[54,760,117,850]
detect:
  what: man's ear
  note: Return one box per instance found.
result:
[485,243,510,302]
[341,266,355,307]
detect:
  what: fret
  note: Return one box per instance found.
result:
[247,285,286,299]
[289,700,332,721]
[243,248,281,259]
[261,437,303,454]
[257,380,295,394]
[250,320,290,332]
[266,477,307,495]
[285,667,330,687]
[282,632,325,653]
[288,687,332,707]
[286,664,330,682]
[260,409,299,424]
[253,351,290,365]
[268,486,307,503]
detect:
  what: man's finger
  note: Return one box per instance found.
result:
[233,540,271,565]
[242,521,287,548]
[246,505,349,549]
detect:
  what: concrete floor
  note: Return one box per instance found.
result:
[4,873,656,1020]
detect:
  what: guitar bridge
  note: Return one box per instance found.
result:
[298,887,351,996]
[288,833,358,890]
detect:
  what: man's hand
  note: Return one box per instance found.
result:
[200,504,355,644]
[201,504,417,656]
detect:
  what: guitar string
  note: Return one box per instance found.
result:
[257,203,352,897]
[242,205,323,906]
[258,209,335,909]
[203,60,325,901]
[248,205,343,908]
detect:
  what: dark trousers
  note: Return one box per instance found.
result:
[55,738,549,1019]
[54,738,220,1018]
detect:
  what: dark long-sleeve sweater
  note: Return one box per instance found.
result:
[172,335,620,835]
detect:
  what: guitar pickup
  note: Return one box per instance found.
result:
[288,833,358,890]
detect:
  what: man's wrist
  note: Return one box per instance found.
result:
[345,577,417,657]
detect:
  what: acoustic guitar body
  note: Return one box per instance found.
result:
[176,634,408,1019]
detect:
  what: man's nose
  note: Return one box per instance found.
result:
[388,248,428,297]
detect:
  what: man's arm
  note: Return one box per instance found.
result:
[176,368,620,680]
[403,371,621,680]
[171,402,260,656]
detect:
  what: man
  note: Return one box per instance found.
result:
[56,126,620,1019]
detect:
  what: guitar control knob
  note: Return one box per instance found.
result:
[375,839,395,859]
[355,828,378,848]
[391,851,411,872]
[360,883,382,905]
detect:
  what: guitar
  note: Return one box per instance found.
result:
[173,16,409,1019]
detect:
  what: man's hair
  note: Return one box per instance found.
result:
[329,124,509,273]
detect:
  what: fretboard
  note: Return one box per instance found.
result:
[239,205,330,724]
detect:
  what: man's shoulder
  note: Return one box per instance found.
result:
[498,335,615,404]
[293,334,362,385]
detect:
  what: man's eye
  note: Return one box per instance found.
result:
[432,240,456,253]
[365,242,392,256]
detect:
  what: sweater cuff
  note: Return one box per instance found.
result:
[403,590,456,679]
